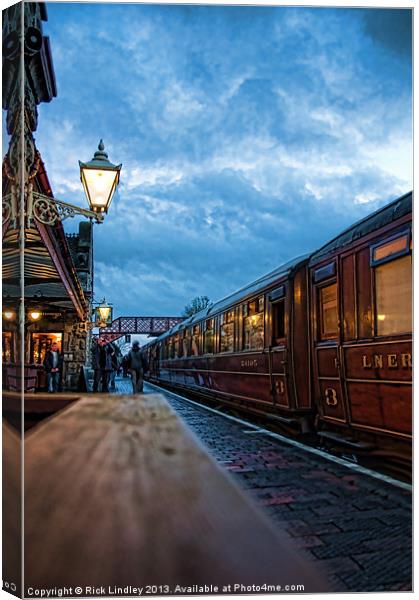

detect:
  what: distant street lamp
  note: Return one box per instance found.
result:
[95,298,113,328]
[79,140,122,215]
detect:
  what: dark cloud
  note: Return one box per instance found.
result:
[361,9,412,59]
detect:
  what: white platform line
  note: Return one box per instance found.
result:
[146,381,412,493]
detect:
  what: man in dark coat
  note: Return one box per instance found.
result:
[92,338,113,392]
[126,341,148,394]
[43,341,63,393]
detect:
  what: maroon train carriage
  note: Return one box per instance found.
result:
[144,191,412,467]
[308,191,412,462]
[146,254,315,432]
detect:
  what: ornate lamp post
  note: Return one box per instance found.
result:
[3,141,121,228]
[25,140,121,227]
[79,141,122,215]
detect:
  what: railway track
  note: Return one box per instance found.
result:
[146,379,412,489]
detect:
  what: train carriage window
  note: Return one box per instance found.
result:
[181,331,189,357]
[243,296,264,351]
[272,300,285,346]
[319,283,338,340]
[190,325,200,356]
[220,310,235,353]
[169,337,175,358]
[169,336,177,359]
[175,333,182,358]
[371,232,410,265]
[374,254,412,336]
[204,319,214,354]
[313,262,336,283]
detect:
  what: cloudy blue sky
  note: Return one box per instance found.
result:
[33,3,412,317]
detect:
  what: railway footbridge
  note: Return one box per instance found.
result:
[96,315,184,342]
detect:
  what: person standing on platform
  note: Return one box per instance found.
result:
[126,341,148,394]
[92,338,113,392]
[43,341,63,393]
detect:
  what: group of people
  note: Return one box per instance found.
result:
[92,338,148,394]
[43,338,148,394]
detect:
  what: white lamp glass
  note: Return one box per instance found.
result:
[79,140,121,215]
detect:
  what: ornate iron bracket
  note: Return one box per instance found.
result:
[2,193,15,226]
[30,192,104,226]
[2,191,104,227]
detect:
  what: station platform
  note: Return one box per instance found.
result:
[113,376,412,593]
[17,382,326,596]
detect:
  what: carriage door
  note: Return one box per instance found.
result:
[312,263,348,423]
[269,285,290,407]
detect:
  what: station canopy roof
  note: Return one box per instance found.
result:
[2,153,89,321]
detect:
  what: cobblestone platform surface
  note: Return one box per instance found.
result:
[115,377,412,592]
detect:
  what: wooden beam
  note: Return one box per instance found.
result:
[24,393,327,592]
[35,221,87,320]
[2,218,11,241]
[3,391,80,415]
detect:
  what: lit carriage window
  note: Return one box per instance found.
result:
[174,333,182,358]
[204,319,214,354]
[179,331,185,357]
[190,325,200,356]
[243,296,264,351]
[220,310,235,353]
[272,300,285,345]
[371,231,410,266]
[168,337,173,359]
[181,330,189,357]
[319,283,338,340]
[375,254,412,336]
[168,336,176,359]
